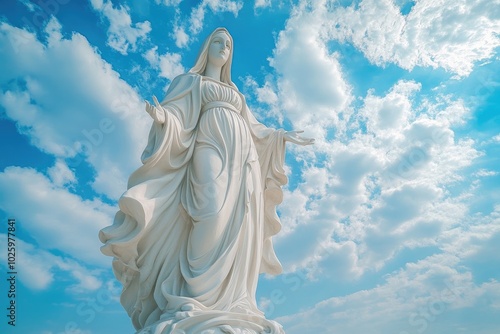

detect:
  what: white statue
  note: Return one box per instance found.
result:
[99,27,314,334]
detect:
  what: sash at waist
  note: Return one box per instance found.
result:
[201,101,240,114]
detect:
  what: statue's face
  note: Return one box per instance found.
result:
[207,32,231,68]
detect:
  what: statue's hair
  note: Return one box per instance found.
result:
[189,27,235,88]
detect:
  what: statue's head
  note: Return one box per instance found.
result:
[190,28,234,87]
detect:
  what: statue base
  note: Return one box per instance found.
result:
[136,309,284,334]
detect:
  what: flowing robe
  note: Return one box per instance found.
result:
[99,73,287,333]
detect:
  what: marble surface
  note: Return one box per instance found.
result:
[99,27,313,334]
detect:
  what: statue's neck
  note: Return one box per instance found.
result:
[204,64,222,82]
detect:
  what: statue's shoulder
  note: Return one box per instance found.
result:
[165,72,202,97]
[172,72,201,84]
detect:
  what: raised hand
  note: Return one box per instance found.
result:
[145,95,166,124]
[284,130,315,146]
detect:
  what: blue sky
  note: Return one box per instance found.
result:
[0,0,499,333]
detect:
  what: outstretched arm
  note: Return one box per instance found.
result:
[284,130,315,146]
[145,95,166,124]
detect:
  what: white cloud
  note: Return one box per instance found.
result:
[324,0,500,77]
[278,187,317,235]
[280,262,497,333]
[189,0,244,35]
[273,74,480,280]
[18,0,37,12]
[154,0,244,49]
[172,25,189,48]
[256,80,279,106]
[2,236,54,290]
[90,0,151,55]
[315,240,362,281]
[371,184,441,230]
[155,0,182,5]
[0,235,102,292]
[189,5,206,36]
[267,1,352,140]
[254,0,271,10]
[474,169,498,177]
[47,160,76,187]
[0,18,150,200]
[0,166,114,267]
[44,14,62,46]
[440,205,500,260]
[242,75,284,124]
[277,205,500,333]
[144,46,185,82]
[360,80,421,136]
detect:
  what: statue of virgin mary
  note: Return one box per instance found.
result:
[99,27,313,334]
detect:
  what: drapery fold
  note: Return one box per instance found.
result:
[99,73,287,331]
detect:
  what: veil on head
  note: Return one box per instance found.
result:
[189,27,235,88]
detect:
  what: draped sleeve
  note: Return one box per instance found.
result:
[99,73,202,329]
[99,73,289,331]
[241,100,287,275]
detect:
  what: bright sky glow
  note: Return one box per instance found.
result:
[0,0,499,333]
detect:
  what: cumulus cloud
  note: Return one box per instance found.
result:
[255,80,279,106]
[0,166,114,267]
[154,0,244,49]
[324,0,500,77]
[314,240,362,280]
[254,0,272,11]
[266,62,479,294]
[90,0,151,55]
[144,46,185,82]
[360,80,421,136]
[172,24,189,49]
[273,75,480,280]
[279,260,499,333]
[241,76,283,124]
[189,0,244,35]
[47,159,76,187]
[154,0,182,5]
[1,235,54,290]
[277,205,500,333]
[0,235,102,292]
[266,1,352,140]
[0,18,150,200]
[0,3,496,332]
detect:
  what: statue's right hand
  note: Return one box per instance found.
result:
[145,95,165,123]
[145,100,155,116]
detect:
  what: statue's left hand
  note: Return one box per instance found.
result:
[284,130,315,146]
